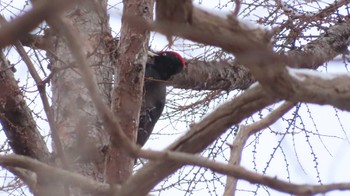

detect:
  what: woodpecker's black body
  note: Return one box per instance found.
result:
[137,51,185,147]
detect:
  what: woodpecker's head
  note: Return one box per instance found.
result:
[148,51,185,80]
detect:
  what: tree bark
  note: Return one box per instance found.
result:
[49,0,112,188]
[105,0,154,184]
[0,52,63,196]
[0,52,49,162]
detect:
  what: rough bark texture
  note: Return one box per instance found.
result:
[49,0,112,185]
[105,0,154,184]
[152,5,271,56]
[0,52,63,196]
[0,53,49,162]
[171,60,254,90]
[155,0,193,24]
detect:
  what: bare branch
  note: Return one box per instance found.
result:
[155,0,193,36]
[232,0,241,17]
[0,155,111,194]
[138,149,350,196]
[113,16,350,91]
[0,52,50,162]
[171,60,253,90]
[283,68,350,111]
[0,0,74,48]
[0,15,68,170]
[224,102,295,195]
[15,40,67,165]
[19,34,51,51]
[275,0,349,19]
[150,7,271,56]
[120,84,278,195]
[244,102,296,135]
[149,6,350,109]
[5,167,37,192]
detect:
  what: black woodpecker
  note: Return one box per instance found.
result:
[137,51,185,147]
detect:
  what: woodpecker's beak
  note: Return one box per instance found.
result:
[148,51,158,57]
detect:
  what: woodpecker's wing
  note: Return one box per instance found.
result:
[137,65,166,146]
[137,96,165,147]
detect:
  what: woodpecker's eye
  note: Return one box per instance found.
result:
[162,53,167,56]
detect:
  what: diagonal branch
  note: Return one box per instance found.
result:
[112,14,350,91]
[0,52,50,162]
[120,84,278,195]
[19,34,52,51]
[0,154,111,194]
[149,7,350,92]
[5,167,37,192]
[3,147,350,196]
[0,0,74,48]
[121,4,350,195]
[151,7,350,108]
[224,102,295,195]
[137,149,350,196]
[0,15,68,171]
[281,68,350,111]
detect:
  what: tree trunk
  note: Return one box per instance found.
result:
[105,0,154,184]
[49,0,112,192]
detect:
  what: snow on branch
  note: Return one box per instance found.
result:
[287,67,350,110]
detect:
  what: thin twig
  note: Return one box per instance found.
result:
[5,167,37,192]
[232,0,241,17]
[224,101,295,196]
[0,15,69,170]
[136,149,350,196]
[2,148,350,196]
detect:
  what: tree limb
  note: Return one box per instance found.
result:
[0,52,50,162]
[0,13,69,170]
[19,34,51,51]
[0,155,111,194]
[120,4,350,195]
[0,0,74,48]
[224,102,295,195]
[171,59,253,90]
[120,84,278,195]
[5,166,37,192]
[137,149,350,196]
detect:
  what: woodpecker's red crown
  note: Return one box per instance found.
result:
[147,50,185,80]
[158,51,185,69]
